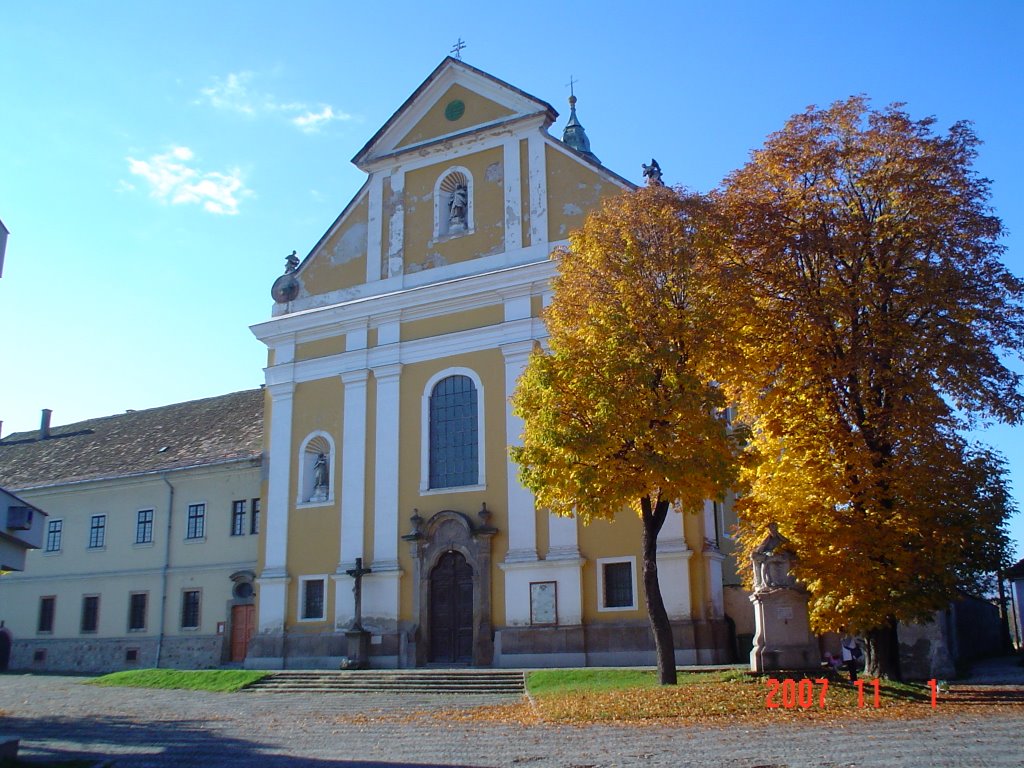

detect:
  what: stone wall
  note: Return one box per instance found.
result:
[9,634,226,674]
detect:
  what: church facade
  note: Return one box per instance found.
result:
[249,58,740,669]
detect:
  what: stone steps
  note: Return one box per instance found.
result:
[243,669,525,695]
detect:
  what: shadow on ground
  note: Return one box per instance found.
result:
[1,713,487,768]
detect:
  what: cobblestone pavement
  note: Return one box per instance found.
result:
[1,673,1023,768]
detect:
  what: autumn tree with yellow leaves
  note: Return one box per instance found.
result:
[511,185,740,685]
[715,97,1021,679]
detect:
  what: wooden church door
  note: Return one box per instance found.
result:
[429,551,474,663]
[230,604,255,662]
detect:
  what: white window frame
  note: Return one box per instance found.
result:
[185,502,206,541]
[135,509,155,546]
[296,431,336,507]
[596,556,638,612]
[44,518,63,554]
[432,165,474,240]
[419,367,486,494]
[298,575,328,622]
[87,514,106,550]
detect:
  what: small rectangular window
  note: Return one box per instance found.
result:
[128,592,148,631]
[597,558,637,611]
[38,596,56,633]
[231,500,246,536]
[186,503,205,540]
[181,589,201,629]
[45,520,63,552]
[125,648,139,663]
[250,498,261,535]
[136,509,154,544]
[81,595,100,633]
[33,649,47,663]
[88,514,106,549]
[300,578,325,620]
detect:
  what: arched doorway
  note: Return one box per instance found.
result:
[429,551,474,663]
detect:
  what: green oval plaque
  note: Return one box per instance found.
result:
[444,99,465,121]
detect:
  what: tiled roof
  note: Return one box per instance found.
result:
[0,389,264,490]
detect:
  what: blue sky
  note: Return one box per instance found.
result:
[2,1,1023,557]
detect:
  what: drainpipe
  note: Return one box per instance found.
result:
[156,474,175,667]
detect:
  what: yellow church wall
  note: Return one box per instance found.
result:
[396,84,515,149]
[295,335,347,362]
[545,145,615,242]
[578,510,648,623]
[299,195,371,296]
[399,305,503,343]
[531,295,543,318]
[684,510,709,620]
[402,147,505,274]
[394,350,509,628]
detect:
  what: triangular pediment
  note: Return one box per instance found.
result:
[353,58,557,169]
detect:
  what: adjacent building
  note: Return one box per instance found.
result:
[0,390,263,672]
[249,58,741,669]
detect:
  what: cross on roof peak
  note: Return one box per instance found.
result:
[450,38,467,60]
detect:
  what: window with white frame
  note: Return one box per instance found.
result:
[186,503,205,540]
[425,371,482,490]
[596,557,638,611]
[45,519,62,552]
[37,596,56,633]
[299,576,326,621]
[298,432,334,505]
[434,167,473,239]
[136,509,154,544]
[231,500,246,536]
[88,514,106,549]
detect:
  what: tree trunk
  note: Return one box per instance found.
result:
[865,619,902,681]
[641,496,676,685]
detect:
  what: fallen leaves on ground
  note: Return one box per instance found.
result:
[329,677,1024,729]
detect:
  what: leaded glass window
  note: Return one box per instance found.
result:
[428,375,478,488]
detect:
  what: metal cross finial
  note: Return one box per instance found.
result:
[450,38,467,60]
[566,75,579,98]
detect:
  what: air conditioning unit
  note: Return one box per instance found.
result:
[7,505,34,530]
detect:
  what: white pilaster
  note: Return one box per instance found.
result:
[527,134,548,248]
[386,169,405,278]
[547,513,580,560]
[502,339,537,563]
[264,381,294,575]
[366,172,384,284]
[657,506,693,619]
[259,380,295,632]
[339,369,369,569]
[503,138,522,253]
[371,363,402,571]
[704,544,726,620]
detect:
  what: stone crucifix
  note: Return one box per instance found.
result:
[345,557,372,631]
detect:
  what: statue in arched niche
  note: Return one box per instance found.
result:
[310,452,329,502]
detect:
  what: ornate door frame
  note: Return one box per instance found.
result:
[405,506,497,666]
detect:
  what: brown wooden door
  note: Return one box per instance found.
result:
[429,551,474,663]
[230,604,255,662]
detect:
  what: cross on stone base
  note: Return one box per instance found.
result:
[346,557,372,632]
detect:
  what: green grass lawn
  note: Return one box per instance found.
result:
[86,668,267,692]
[525,667,748,695]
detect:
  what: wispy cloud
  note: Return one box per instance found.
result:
[198,71,352,132]
[292,105,352,133]
[126,146,249,215]
[199,71,257,115]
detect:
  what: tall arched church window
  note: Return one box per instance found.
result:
[299,432,335,505]
[434,167,473,239]
[429,374,479,489]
